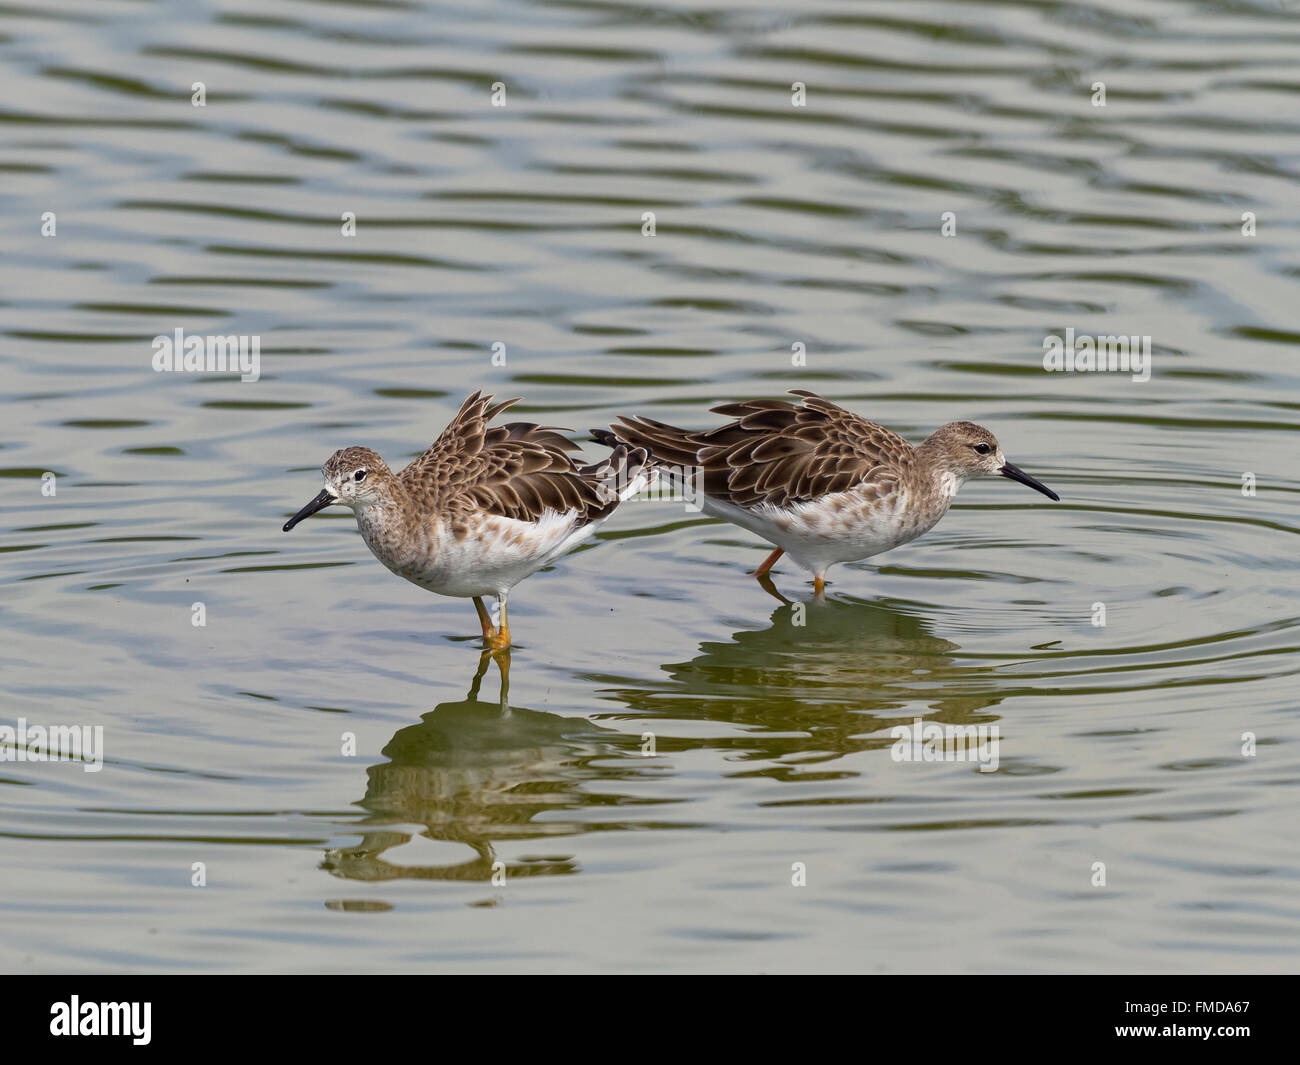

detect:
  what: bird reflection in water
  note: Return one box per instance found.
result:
[324,598,1010,886]
[323,651,649,884]
[603,594,1005,771]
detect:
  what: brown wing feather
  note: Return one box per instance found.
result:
[606,390,911,509]
[402,391,646,525]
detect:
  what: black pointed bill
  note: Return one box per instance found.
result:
[282,489,337,531]
[1000,462,1059,502]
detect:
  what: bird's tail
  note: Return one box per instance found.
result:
[590,417,701,469]
[579,439,659,517]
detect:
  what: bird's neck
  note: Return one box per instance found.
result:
[931,466,966,503]
[913,439,967,503]
[352,481,411,543]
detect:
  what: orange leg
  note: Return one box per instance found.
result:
[489,598,511,653]
[473,596,496,641]
[813,575,826,598]
[751,546,784,577]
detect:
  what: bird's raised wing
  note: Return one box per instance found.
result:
[403,391,639,524]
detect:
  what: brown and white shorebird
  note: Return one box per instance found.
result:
[283,391,654,651]
[595,390,1058,595]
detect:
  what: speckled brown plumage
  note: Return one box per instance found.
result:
[397,391,639,526]
[604,390,912,509]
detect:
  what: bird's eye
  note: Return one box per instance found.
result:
[973,443,991,455]
[353,469,366,482]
